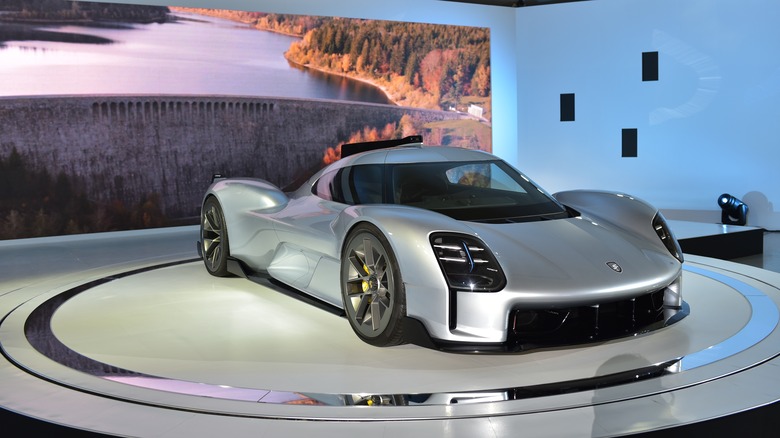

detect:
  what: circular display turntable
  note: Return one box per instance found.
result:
[1,238,779,436]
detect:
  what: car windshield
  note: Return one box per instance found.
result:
[391,160,570,223]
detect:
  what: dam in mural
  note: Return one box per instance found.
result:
[0,95,466,219]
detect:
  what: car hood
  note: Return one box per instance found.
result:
[465,217,680,304]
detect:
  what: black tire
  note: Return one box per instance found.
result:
[341,223,406,347]
[201,196,230,277]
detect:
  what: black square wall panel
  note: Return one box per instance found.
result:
[622,128,638,157]
[643,51,659,81]
[560,93,575,121]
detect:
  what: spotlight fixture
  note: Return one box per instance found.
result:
[717,193,748,226]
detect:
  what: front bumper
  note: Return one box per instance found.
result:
[404,301,689,353]
[405,275,688,353]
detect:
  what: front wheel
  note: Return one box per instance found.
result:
[201,196,230,277]
[341,223,406,347]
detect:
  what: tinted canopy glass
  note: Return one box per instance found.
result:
[392,161,569,222]
[314,160,570,222]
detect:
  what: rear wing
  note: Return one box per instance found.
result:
[340,135,423,158]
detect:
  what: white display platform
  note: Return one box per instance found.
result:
[1,225,779,437]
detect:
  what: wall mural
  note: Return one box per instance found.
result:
[0,0,491,239]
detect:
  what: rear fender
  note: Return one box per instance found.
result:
[204,178,288,267]
[205,178,288,217]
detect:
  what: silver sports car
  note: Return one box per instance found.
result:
[198,136,686,352]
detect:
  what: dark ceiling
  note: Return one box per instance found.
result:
[442,0,589,7]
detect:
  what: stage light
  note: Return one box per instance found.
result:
[718,193,748,226]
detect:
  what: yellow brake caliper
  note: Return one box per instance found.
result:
[361,264,370,293]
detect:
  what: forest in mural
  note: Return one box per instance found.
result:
[176,7,492,161]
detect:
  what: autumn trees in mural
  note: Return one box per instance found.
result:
[284,18,491,113]
[174,9,491,117]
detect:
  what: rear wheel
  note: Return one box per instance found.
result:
[341,223,406,347]
[201,196,230,277]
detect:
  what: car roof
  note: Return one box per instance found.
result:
[291,144,500,195]
[335,145,497,169]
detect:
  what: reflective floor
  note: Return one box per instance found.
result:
[734,231,780,273]
[1,224,780,437]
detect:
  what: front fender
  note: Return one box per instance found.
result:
[553,190,674,256]
[332,204,478,263]
[332,205,478,338]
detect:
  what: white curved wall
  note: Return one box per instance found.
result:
[516,0,780,230]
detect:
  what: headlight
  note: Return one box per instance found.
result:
[653,213,684,263]
[430,233,506,292]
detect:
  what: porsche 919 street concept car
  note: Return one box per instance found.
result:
[198,136,686,352]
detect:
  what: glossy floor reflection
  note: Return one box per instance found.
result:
[734,231,780,273]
